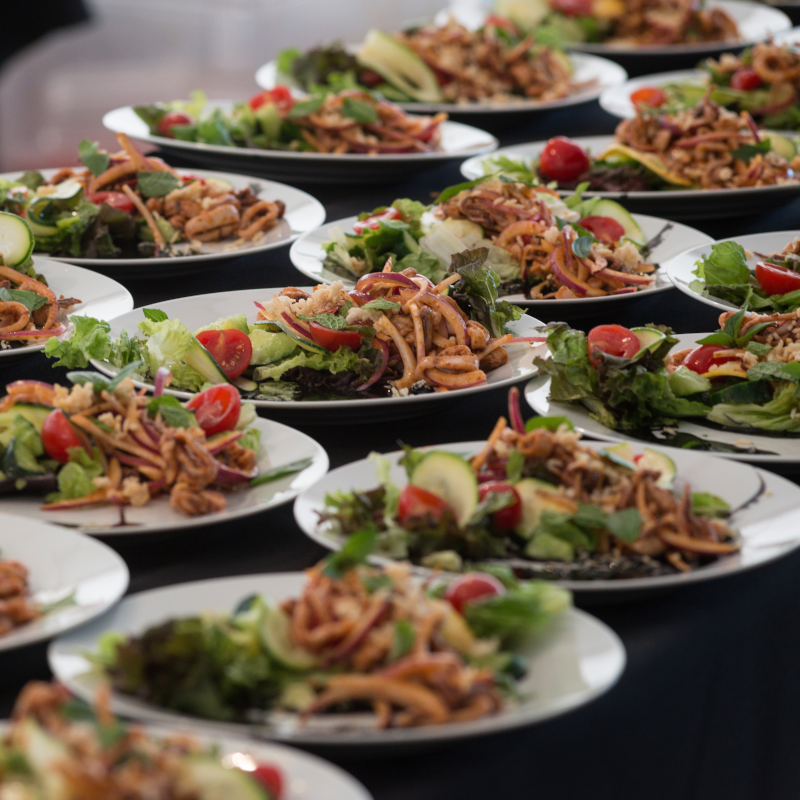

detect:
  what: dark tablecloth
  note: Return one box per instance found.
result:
[3,100,800,800]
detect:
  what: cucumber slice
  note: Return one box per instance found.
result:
[601,442,636,469]
[585,200,645,245]
[248,329,297,365]
[0,211,35,266]
[12,718,70,799]
[0,404,51,444]
[27,179,84,226]
[195,314,250,335]
[180,755,270,800]
[357,29,444,104]
[260,604,318,670]
[184,338,231,386]
[23,209,58,237]
[636,448,676,489]
[1,438,46,478]
[631,326,666,355]
[766,132,797,162]
[254,320,327,354]
[525,531,574,562]
[410,451,477,526]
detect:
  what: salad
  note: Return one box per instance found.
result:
[691,237,800,312]
[493,0,738,47]
[43,255,531,401]
[536,311,800,437]
[0,134,285,260]
[134,88,445,155]
[277,17,583,106]
[93,557,569,728]
[0,558,39,636]
[323,181,657,300]
[631,40,800,131]
[319,388,737,580]
[0,681,287,799]
[0,369,274,517]
[482,98,800,192]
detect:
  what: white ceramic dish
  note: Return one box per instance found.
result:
[600,68,707,119]
[0,514,129,652]
[48,571,625,747]
[666,229,800,312]
[459,134,800,219]
[103,103,499,185]
[255,50,627,115]
[527,331,800,463]
[288,213,711,308]
[0,258,133,362]
[294,439,800,591]
[87,288,548,423]
[0,168,326,279]
[0,416,328,536]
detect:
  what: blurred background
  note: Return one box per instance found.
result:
[0,0,444,170]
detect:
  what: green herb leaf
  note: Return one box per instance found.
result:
[722,308,745,340]
[735,321,777,346]
[137,171,181,198]
[67,360,144,393]
[142,308,168,323]
[286,96,325,119]
[78,139,110,177]
[323,527,376,578]
[341,97,378,123]
[362,298,402,311]
[506,448,525,483]
[296,312,347,330]
[746,360,800,383]
[604,508,642,542]
[696,331,735,346]
[145,394,196,428]
[746,340,772,356]
[0,287,48,312]
[249,456,313,487]
[731,140,771,162]
[572,236,594,259]
[525,415,574,432]
[389,619,415,662]
[691,492,731,517]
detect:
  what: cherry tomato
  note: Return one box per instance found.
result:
[630,86,667,110]
[730,67,763,91]
[478,481,523,530]
[157,111,194,138]
[248,86,294,114]
[359,68,385,88]
[352,208,402,234]
[550,0,593,14]
[195,329,253,380]
[397,485,451,524]
[186,384,241,436]
[484,14,520,33]
[444,573,506,615]
[42,409,84,463]
[86,191,134,213]
[587,324,640,367]
[538,137,591,183]
[579,215,626,244]
[683,345,742,377]
[755,261,800,296]
[251,764,283,799]
[307,321,363,352]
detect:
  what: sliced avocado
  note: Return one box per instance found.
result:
[765,132,797,162]
[668,365,712,397]
[588,199,645,245]
[525,531,574,562]
[357,29,444,104]
[196,314,250,335]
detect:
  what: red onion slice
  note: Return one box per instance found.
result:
[154,367,172,398]
[0,324,66,340]
[357,338,389,392]
[206,430,244,453]
[508,386,525,434]
[595,268,654,286]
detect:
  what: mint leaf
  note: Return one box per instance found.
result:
[389,619,415,662]
[746,341,772,356]
[287,97,324,119]
[506,448,525,483]
[362,298,401,311]
[143,308,168,323]
[731,140,771,162]
[0,287,48,312]
[572,236,594,259]
[341,97,378,123]
[746,360,800,383]
[146,394,196,428]
[296,312,347,330]
[323,527,376,578]
[78,139,109,177]
[137,171,180,198]
[605,508,642,542]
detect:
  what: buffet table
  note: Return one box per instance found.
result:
[2,102,799,800]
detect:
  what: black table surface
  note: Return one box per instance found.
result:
[4,100,800,800]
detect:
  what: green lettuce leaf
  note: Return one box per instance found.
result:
[707,382,800,431]
[693,241,752,286]
[252,347,364,383]
[44,316,115,368]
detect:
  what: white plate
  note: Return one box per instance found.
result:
[600,68,708,119]
[2,168,326,279]
[527,332,800,464]
[0,513,128,652]
[0,720,372,800]
[48,571,625,747]
[666,229,800,312]
[103,103,498,185]
[255,50,627,115]
[88,288,548,422]
[294,440,800,591]
[0,416,328,536]
[0,258,133,362]
[289,213,711,309]
[442,0,790,57]
[459,134,800,219]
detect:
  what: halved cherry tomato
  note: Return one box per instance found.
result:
[539,137,591,183]
[550,0,593,15]
[683,345,741,378]
[307,322,363,352]
[86,191,134,213]
[186,384,241,436]
[352,208,402,234]
[444,573,506,615]
[42,409,84,464]
[248,86,294,114]
[252,764,283,799]
[478,481,522,530]
[630,86,667,110]
[157,111,194,138]
[359,68,384,88]
[755,261,800,296]
[579,215,625,244]
[730,67,763,91]
[484,14,520,33]
[587,324,640,367]
[397,485,451,524]
[195,329,253,380]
